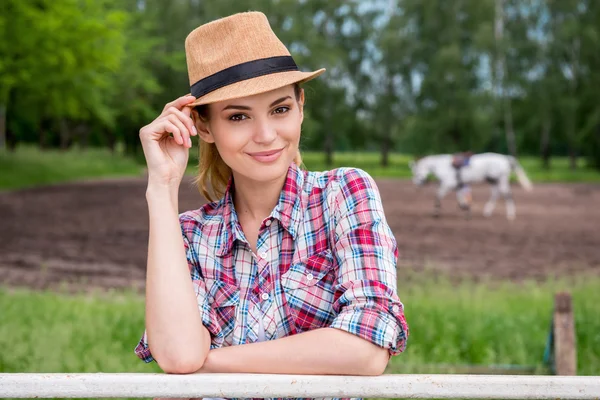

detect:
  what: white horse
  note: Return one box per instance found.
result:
[409,152,533,220]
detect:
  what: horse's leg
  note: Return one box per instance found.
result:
[499,179,516,220]
[463,202,472,220]
[483,185,499,217]
[456,187,472,219]
[434,184,450,217]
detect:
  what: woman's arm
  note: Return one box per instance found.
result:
[326,168,408,358]
[140,96,211,374]
[145,186,211,374]
[196,327,389,375]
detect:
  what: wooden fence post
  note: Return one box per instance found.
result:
[553,292,577,375]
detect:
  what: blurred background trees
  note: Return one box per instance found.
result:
[2,0,599,169]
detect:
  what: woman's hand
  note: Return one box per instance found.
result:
[139,95,198,188]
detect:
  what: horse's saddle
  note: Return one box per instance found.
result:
[452,151,473,169]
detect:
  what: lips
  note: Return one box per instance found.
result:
[247,147,285,163]
[247,148,284,157]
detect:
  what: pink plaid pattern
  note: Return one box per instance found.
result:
[135,163,408,370]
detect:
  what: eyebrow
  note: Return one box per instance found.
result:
[269,96,292,107]
[222,96,292,112]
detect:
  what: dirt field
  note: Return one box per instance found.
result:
[1,177,599,291]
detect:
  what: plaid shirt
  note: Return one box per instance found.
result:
[135,163,408,397]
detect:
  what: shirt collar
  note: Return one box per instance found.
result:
[216,162,304,256]
[216,177,244,257]
[272,162,304,239]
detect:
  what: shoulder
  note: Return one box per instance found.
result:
[178,199,224,237]
[305,167,381,211]
[307,167,378,195]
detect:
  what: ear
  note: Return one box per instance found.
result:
[191,108,215,144]
[197,120,215,144]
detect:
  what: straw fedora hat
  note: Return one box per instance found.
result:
[185,11,325,107]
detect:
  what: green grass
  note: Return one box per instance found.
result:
[1,276,599,398]
[300,152,416,178]
[0,288,159,400]
[2,146,600,191]
[300,151,600,182]
[387,273,600,376]
[0,146,144,191]
[519,157,600,183]
[0,288,160,376]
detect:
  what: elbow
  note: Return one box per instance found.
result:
[149,328,211,374]
[158,354,205,374]
[365,358,388,376]
[153,343,207,374]
[360,346,390,376]
[332,327,391,375]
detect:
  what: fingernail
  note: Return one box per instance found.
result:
[192,126,197,135]
[188,138,193,147]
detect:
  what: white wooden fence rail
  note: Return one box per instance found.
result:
[1,373,600,399]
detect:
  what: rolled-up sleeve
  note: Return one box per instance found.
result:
[328,168,408,355]
[134,214,220,362]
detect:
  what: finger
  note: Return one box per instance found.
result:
[162,95,196,113]
[182,103,194,119]
[167,114,190,147]
[162,95,197,114]
[181,100,198,119]
[167,115,191,148]
[167,107,197,137]
[163,121,183,145]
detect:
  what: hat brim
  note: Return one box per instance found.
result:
[186,68,326,107]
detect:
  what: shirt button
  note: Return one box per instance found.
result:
[306,273,314,281]
[260,251,268,259]
[261,293,270,301]
[265,219,272,227]
[392,305,400,313]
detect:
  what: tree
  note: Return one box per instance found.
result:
[1,0,127,150]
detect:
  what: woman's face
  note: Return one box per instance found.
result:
[198,84,304,184]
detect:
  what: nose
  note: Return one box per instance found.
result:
[252,118,277,145]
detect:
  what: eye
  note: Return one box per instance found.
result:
[273,106,290,115]
[229,113,248,122]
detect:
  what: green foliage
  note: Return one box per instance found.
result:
[1,0,127,120]
[0,145,143,190]
[1,275,599,389]
[3,0,600,170]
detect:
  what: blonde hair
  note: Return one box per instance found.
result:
[192,84,304,202]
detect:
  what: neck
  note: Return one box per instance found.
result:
[231,169,288,222]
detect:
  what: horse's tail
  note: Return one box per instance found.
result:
[508,156,533,191]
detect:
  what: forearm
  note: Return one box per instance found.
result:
[198,327,389,376]
[145,183,209,373]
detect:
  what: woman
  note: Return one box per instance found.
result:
[134,11,408,381]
